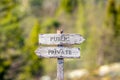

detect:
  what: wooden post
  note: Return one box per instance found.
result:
[57,29,64,80]
[57,58,64,80]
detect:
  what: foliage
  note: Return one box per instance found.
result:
[60,0,78,13]
[16,20,44,80]
[0,0,120,80]
[104,0,120,63]
[41,18,60,33]
[0,0,24,80]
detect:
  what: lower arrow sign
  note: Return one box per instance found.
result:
[35,47,80,58]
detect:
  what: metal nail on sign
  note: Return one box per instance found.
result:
[39,34,85,45]
[35,47,80,58]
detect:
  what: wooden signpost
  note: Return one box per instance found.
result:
[35,29,85,80]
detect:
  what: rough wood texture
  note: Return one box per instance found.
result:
[39,34,85,45]
[57,29,64,80]
[57,58,64,80]
[35,47,80,58]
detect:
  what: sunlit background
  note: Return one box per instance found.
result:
[0,0,120,80]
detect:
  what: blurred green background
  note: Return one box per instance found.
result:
[0,0,120,80]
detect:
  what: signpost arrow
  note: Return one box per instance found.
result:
[39,34,85,45]
[35,47,80,58]
[35,29,85,80]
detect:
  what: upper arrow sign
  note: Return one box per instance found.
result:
[39,34,85,45]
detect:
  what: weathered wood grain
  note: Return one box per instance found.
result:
[35,47,80,58]
[39,34,85,45]
[57,58,64,80]
[57,30,64,80]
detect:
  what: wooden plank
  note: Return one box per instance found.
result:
[35,47,80,58]
[39,34,85,45]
